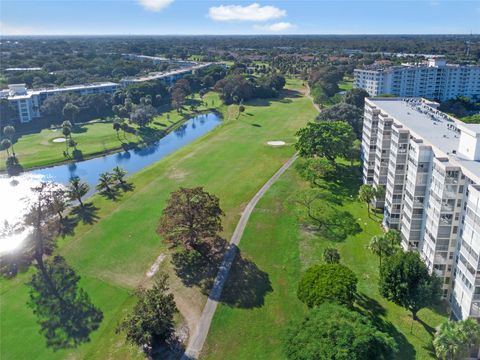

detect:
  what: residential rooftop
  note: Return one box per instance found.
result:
[5,82,118,100]
[367,97,480,183]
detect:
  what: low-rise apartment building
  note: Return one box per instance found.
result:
[354,57,480,101]
[5,82,118,123]
[2,62,216,123]
[361,97,480,325]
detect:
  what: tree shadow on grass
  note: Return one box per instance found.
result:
[171,249,220,294]
[70,203,99,225]
[99,188,121,202]
[299,208,361,242]
[355,292,416,360]
[246,89,302,108]
[355,292,386,317]
[171,246,272,309]
[220,248,272,308]
[317,163,362,199]
[58,216,79,237]
[316,210,362,241]
[416,316,437,336]
[118,181,135,193]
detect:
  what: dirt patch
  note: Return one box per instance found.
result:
[146,254,166,278]
[168,168,189,181]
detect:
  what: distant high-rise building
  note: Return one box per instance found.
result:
[361,97,480,336]
[354,57,480,101]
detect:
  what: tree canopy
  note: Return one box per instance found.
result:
[323,248,340,264]
[284,302,397,360]
[117,273,177,352]
[379,251,441,319]
[344,88,370,109]
[297,263,358,308]
[295,157,336,186]
[433,318,480,360]
[295,121,355,163]
[157,187,225,257]
[316,103,363,138]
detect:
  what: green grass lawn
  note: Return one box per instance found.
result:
[0,92,221,171]
[203,163,448,360]
[0,79,317,359]
[339,77,354,91]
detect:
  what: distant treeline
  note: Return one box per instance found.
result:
[1,35,478,89]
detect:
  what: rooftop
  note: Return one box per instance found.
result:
[7,82,119,99]
[367,97,480,183]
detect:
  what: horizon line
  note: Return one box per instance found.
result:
[0,33,477,37]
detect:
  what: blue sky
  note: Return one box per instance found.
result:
[1,0,479,35]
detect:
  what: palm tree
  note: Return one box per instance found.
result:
[113,121,121,141]
[62,120,72,130]
[3,125,16,156]
[358,184,375,217]
[62,122,72,155]
[367,235,390,267]
[120,122,129,140]
[66,177,89,207]
[50,188,68,221]
[96,172,114,193]
[433,319,480,360]
[1,138,11,156]
[112,166,127,187]
[385,229,402,248]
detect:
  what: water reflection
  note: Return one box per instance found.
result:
[0,112,221,254]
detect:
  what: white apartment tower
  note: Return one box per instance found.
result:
[354,57,480,101]
[362,97,480,324]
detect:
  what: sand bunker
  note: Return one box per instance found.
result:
[267,141,286,146]
[52,137,66,143]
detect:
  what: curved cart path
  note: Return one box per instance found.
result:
[181,153,298,359]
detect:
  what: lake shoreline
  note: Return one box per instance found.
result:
[0,108,222,175]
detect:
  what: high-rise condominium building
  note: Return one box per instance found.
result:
[361,97,480,326]
[354,57,480,101]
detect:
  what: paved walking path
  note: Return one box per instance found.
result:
[181,153,299,360]
[305,83,321,113]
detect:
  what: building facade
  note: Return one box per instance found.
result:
[4,82,119,123]
[2,62,217,123]
[361,97,480,328]
[354,58,480,101]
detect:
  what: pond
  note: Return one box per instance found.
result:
[0,112,222,253]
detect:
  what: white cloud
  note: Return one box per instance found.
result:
[208,3,286,22]
[137,0,174,12]
[253,22,295,32]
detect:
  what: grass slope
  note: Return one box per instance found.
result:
[203,164,448,360]
[0,79,316,359]
[0,92,221,171]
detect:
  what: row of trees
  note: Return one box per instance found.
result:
[1,125,23,175]
[214,73,286,104]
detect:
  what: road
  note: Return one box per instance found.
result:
[181,153,299,360]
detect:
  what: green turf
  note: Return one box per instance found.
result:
[0,79,317,359]
[339,78,354,91]
[203,163,448,360]
[0,92,221,171]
